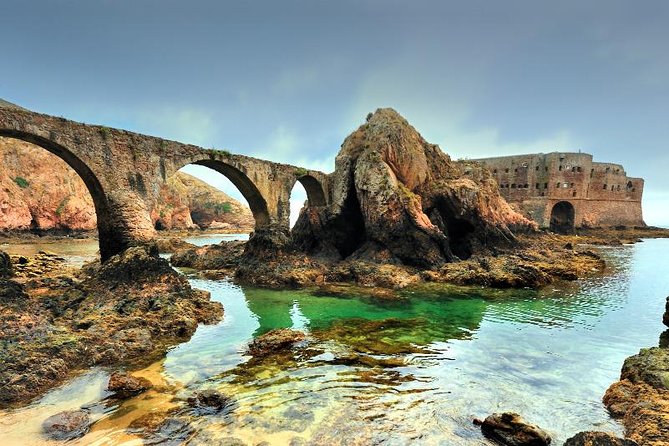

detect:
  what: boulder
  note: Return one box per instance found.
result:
[473,412,551,446]
[247,329,306,357]
[42,409,91,441]
[107,371,152,398]
[620,347,669,390]
[292,108,535,267]
[0,251,11,278]
[563,432,637,446]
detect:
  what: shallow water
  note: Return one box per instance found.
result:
[1,238,668,445]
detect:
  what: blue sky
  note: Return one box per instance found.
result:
[1,0,668,226]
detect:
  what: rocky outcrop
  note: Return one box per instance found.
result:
[473,412,551,446]
[0,137,253,232]
[563,432,637,446]
[603,348,669,446]
[0,251,10,278]
[292,108,535,268]
[663,296,669,328]
[0,246,223,408]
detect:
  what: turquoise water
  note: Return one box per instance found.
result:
[1,239,668,445]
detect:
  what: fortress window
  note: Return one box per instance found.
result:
[545,166,548,172]
[541,192,545,196]
[511,184,516,188]
[493,169,497,173]
[577,167,582,172]
[556,182,561,188]
[524,184,529,188]
[559,165,563,171]
[544,183,548,189]
[563,182,569,188]
[535,183,540,189]
[572,166,576,172]
[570,183,574,188]
[572,191,577,197]
[603,184,607,190]
[535,166,539,171]
[514,168,518,173]
[617,185,621,191]
[505,168,509,173]
[627,181,634,191]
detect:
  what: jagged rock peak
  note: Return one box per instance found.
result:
[292,108,536,268]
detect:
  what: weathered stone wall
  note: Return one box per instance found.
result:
[0,105,330,259]
[474,152,645,228]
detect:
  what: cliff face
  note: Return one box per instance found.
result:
[152,172,255,231]
[0,138,253,232]
[292,108,535,268]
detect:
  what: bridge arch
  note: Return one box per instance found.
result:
[0,129,117,260]
[189,159,271,227]
[550,201,575,233]
[293,175,327,207]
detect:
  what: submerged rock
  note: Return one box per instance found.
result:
[473,412,551,446]
[292,108,535,267]
[563,432,637,446]
[128,410,193,444]
[107,371,152,398]
[247,329,306,357]
[42,409,91,441]
[187,389,234,415]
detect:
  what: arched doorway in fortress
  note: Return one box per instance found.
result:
[550,201,575,233]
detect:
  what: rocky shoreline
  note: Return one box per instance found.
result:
[166,226,669,294]
[0,245,223,409]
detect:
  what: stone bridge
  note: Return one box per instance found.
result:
[0,106,331,260]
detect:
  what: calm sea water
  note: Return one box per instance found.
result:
[1,237,668,445]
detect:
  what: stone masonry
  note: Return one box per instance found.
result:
[473,152,644,230]
[0,104,329,260]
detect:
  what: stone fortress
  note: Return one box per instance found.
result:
[472,152,645,231]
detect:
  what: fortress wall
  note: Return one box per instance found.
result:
[475,152,645,229]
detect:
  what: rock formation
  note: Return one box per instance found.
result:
[473,412,552,446]
[292,108,535,268]
[0,137,253,232]
[563,432,637,446]
[0,246,223,408]
[603,348,669,445]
